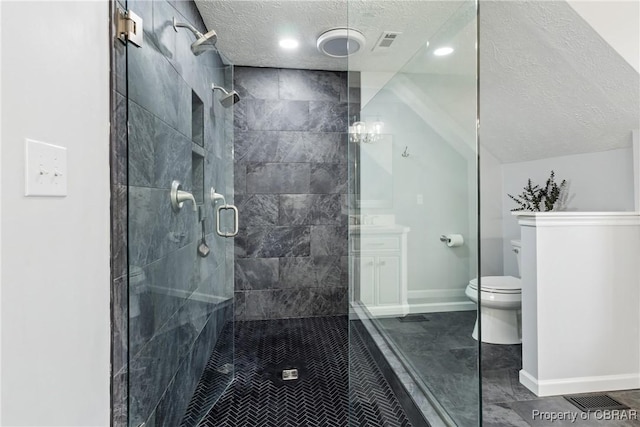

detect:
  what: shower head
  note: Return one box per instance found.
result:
[211,84,241,107]
[173,17,217,56]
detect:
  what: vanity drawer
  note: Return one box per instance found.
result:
[353,236,400,252]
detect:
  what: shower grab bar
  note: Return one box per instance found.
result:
[210,188,239,238]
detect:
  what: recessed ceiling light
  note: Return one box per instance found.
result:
[279,38,299,49]
[434,46,454,56]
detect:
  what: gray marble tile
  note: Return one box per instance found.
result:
[310,163,348,194]
[235,291,247,319]
[312,287,348,316]
[278,194,314,225]
[112,275,128,375]
[270,287,348,318]
[128,101,155,187]
[235,194,279,226]
[483,403,531,427]
[310,225,348,256]
[343,85,361,104]
[153,304,231,427]
[234,67,279,100]
[423,371,479,409]
[482,369,531,404]
[130,297,221,426]
[234,131,279,163]
[128,186,196,267]
[128,29,191,137]
[609,390,640,409]
[112,184,128,279]
[112,367,128,427]
[246,100,309,131]
[128,322,182,425]
[276,132,347,163]
[176,76,192,138]
[279,194,342,225]
[112,92,128,186]
[246,163,310,194]
[278,69,344,102]
[235,258,279,290]
[233,101,249,131]
[278,257,317,288]
[408,347,478,379]
[278,256,344,290]
[308,101,349,132]
[239,226,311,258]
[271,288,310,318]
[312,194,343,224]
[243,290,274,320]
[482,343,523,371]
[154,116,192,189]
[129,243,197,357]
[151,0,177,63]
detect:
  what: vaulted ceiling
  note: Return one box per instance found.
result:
[195,0,639,163]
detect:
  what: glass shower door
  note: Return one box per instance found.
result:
[124,1,235,425]
[348,1,479,425]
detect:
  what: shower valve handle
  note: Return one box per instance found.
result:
[170,180,197,212]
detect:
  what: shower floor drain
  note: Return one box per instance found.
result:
[398,314,429,323]
[565,394,630,412]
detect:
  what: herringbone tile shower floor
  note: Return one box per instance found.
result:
[188,316,412,427]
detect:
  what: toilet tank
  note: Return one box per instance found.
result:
[510,239,522,277]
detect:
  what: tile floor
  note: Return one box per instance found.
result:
[377,311,640,426]
[189,316,412,426]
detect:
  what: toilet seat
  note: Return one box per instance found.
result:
[469,276,521,294]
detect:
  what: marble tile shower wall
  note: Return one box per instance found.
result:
[233,67,358,320]
[110,1,234,426]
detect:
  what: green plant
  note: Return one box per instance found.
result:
[508,170,567,212]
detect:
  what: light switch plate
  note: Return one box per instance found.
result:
[25,139,67,197]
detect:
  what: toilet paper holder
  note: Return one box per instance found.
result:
[439,234,464,247]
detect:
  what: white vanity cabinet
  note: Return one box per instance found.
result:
[350,226,410,317]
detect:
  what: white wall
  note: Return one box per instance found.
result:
[480,146,504,276]
[567,1,640,73]
[359,71,477,309]
[1,2,110,426]
[501,147,635,275]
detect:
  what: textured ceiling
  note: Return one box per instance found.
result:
[194,0,639,164]
[195,0,467,72]
[479,1,639,163]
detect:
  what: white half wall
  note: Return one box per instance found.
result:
[501,147,635,276]
[1,2,110,426]
[634,130,639,210]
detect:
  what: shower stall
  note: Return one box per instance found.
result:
[112,0,480,425]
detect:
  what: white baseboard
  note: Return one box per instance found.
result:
[409,301,476,314]
[520,369,640,397]
[407,288,475,313]
[408,288,467,300]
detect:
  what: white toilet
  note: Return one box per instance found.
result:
[465,239,522,345]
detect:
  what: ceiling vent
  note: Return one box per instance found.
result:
[372,31,401,51]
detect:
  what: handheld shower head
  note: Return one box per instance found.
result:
[173,17,217,56]
[211,84,241,107]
